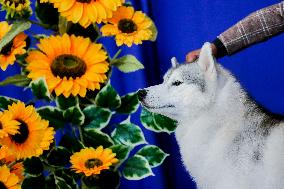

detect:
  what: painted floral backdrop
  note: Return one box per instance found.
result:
[0,0,177,188]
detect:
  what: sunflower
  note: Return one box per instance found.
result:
[0,111,20,139]
[26,34,109,98]
[100,6,154,47]
[0,21,28,71]
[0,102,55,160]
[0,0,31,18]
[70,146,119,176]
[0,146,24,181]
[0,165,21,189]
[0,145,10,160]
[49,0,125,28]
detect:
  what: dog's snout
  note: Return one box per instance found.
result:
[137,89,148,101]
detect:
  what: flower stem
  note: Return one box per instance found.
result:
[27,19,57,30]
[78,125,84,144]
[111,49,122,62]
[42,161,57,173]
[16,60,27,67]
[105,67,113,84]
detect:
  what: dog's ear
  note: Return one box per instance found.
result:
[171,57,179,68]
[198,42,217,81]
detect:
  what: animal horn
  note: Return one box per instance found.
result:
[171,57,179,68]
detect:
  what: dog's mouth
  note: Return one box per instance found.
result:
[140,101,175,110]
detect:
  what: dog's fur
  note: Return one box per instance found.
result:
[139,43,284,189]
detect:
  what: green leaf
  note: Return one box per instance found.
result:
[122,155,154,180]
[110,144,132,167]
[56,95,79,110]
[110,144,132,161]
[23,157,44,177]
[140,108,160,132]
[153,112,177,133]
[0,21,31,52]
[22,175,45,189]
[83,129,114,148]
[67,23,100,42]
[137,145,169,168]
[111,55,144,73]
[111,123,146,147]
[140,108,177,134]
[37,106,65,130]
[95,83,121,109]
[83,105,112,130]
[47,146,71,167]
[0,74,31,87]
[59,134,84,153]
[35,0,59,28]
[29,77,51,100]
[16,53,28,66]
[97,170,121,189]
[147,16,158,41]
[54,170,78,189]
[120,116,131,125]
[45,175,56,189]
[82,170,120,189]
[55,176,72,189]
[0,96,17,110]
[116,92,139,114]
[63,105,85,126]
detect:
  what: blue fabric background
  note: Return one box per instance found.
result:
[0,0,283,189]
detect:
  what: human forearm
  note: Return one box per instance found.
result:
[215,1,284,57]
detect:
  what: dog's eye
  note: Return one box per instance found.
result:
[172,81,183,86]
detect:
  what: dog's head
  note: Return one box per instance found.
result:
[138,42,220,120]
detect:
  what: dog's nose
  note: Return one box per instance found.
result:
[137,89,147,101]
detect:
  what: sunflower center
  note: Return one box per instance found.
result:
[76,0,92,3]
[0,41,13,56]
[4,0,25,7]
[85,158,103,169]
[118,19,138,34]
[51,54,87,79]
[0,121,2,129]
[0,181,7,189]
[10,120,29,144]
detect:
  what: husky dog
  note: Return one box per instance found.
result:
[138,43,284,189]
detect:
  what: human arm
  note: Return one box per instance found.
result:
[186,1,284,62]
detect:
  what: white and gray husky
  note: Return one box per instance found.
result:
[138,43,284,189]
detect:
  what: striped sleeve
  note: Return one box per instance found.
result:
[217,1,284,55]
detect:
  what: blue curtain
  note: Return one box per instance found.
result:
[0,0,283,189]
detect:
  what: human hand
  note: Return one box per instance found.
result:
[186,43,218,62]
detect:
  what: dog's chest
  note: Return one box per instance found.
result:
[175,119,250,182]
[174,117,278,189]
[175,119,224,174]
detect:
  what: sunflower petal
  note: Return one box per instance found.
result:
[69,147,118,176]
[26,34,109,97]
[59,0,75,11]
[71,2,84,23]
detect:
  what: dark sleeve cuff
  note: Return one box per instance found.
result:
[212,38,228,58]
